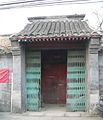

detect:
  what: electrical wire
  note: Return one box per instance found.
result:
[0,0,102,6]
[0,0,103,10]
[0,0,45,6]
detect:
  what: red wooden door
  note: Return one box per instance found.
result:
[41,63,66,104]
[57,64,66,104]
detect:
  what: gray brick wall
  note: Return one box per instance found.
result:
[0,54,12,112]
[99,51,103,96]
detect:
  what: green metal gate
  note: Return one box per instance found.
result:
[67,49,86,111]
[26,50,41,111]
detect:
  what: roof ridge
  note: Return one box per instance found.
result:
[28,14,85,22]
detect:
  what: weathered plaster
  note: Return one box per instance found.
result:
[98,50,103,96]
[11,39,22,113]
[11,49,22,112]
[0,54,12,112]
[88,37,100,113]
[10,38,26,113]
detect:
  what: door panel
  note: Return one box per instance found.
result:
[26,51,41,111]
[41,50,67,104]
[42,64,66,104]
[67,49,86,111]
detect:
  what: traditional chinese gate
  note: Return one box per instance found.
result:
[67,49,86,111]
[26,50,41,111]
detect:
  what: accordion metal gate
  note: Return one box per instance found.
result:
[26,50,41,111]
[67,49,86,111]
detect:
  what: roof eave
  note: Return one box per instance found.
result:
[14,35,91,43]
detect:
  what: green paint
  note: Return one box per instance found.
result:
[26,51,41,111]
[67,49,86,111]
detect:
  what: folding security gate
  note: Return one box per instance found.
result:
[26,50,41,111]
[67,49,86,111]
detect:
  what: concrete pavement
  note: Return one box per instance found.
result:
[0,112,102,120]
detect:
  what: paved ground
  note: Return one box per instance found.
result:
[0,112,102,120]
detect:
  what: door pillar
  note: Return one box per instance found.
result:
[10,38,25,113]
[88,37,100,112]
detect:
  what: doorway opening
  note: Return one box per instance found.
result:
[41,50,67,110]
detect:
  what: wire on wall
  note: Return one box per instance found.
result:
[0,0,103,10]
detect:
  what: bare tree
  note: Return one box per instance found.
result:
[93,9,103,34]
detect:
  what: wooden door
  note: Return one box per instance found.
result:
[56,64,66,104]
[41,50,67,104]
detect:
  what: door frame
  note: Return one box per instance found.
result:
[41,50,67,105]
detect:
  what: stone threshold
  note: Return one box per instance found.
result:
[0,111,99,117]
[21,111,99,117]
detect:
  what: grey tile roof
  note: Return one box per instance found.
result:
[16,14,98,39]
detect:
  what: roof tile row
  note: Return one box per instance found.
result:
[17,18,93,37]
